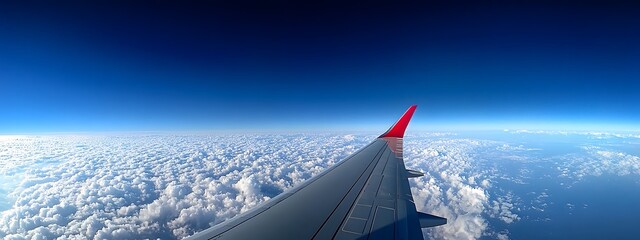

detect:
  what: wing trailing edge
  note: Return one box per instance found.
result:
[380,105,448,232]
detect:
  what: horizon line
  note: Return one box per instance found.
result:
[2,124,640,135]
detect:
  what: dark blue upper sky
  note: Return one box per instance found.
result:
[1,0,639,133]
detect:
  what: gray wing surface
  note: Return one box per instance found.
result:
[186,105,446,240]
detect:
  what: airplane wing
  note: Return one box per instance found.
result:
[186,105,446,240]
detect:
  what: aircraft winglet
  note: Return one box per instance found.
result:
[379,105,417,138]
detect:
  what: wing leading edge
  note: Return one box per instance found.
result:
[187,105,446,240]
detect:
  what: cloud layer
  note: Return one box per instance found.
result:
[0,134,372,239]
[1,131,639,239]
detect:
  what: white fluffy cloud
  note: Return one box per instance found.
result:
[404,138,495,240]
[556,146,640,182]
[0,134,373,239]
[489,193,520,224]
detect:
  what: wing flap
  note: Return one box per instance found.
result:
[417,212,447,228]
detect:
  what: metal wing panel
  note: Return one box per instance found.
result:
[332,138,424,240]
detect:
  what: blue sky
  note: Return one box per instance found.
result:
[1,1,639,133]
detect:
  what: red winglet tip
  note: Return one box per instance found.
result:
[379,105,417,138]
